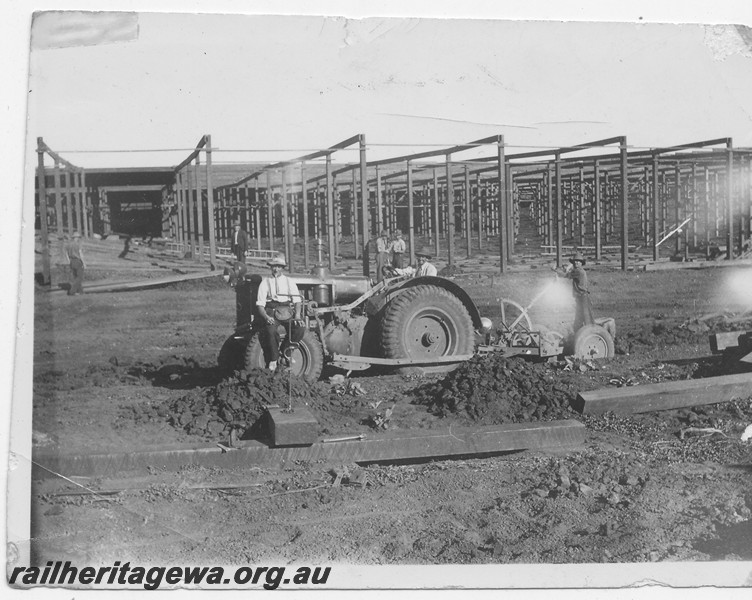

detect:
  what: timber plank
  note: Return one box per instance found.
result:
[32,419,585,479]
[573,372,752,415]
[49,270,222,294]
[641,259,752,272]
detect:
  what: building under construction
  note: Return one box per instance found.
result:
[35,134,752,284]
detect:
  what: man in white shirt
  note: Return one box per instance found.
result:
[389,247,438,278]
[390,230,406,269]
[375,229,390,283]
[413,247,438,277]
[256,254,303,371]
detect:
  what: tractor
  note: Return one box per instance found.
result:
[217,263,617,382]
[218,265,487,382]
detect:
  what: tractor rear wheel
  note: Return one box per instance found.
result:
[244,330,324,383]
[381,284,475,375]
[572,324,615,360]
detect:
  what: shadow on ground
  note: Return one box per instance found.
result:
[128,361,226,390]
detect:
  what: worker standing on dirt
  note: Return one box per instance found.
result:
[375,229,391,282]
[256,254,304,371]
[64,231,86,296]
[562,251,594,330]
[231,222,249,263]
[390,230,406,269]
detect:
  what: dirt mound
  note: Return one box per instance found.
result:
[701,314,752,334]
[615,318,707,355]
[412,354,598,424]
[131,370,332,440]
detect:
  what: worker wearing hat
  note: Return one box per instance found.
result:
[414,247,438,277]
[256,254,303,371]
[64,231,86,296]
[565,251,594,330]
[390,230,406,269]
[231,222,249,263]
[388,247,438,278]
[375,229,391,283]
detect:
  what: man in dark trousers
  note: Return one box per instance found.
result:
[564,251,594,331]
[255,254,304,371]
[231,222,249,263]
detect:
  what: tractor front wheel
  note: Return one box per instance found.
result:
[381,284,475,375]
[572,324,615,360]
[244,330,324,383]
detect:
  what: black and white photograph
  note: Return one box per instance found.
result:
[5,1,752,596]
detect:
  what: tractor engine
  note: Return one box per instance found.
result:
[232,270,372,328]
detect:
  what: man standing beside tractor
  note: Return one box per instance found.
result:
[562,251,594,331]
[255,254,305,372]
[375,229,391,283]
[390,230,406,269]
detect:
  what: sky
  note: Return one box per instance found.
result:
[22,8,752,172]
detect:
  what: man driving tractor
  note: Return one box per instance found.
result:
[255,254,305,371]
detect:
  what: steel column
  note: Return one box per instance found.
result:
[52,163,63,237]
[465,165,472,259]
[594,162,602,260]
[194,155,204,261]
[652,156,660,262]
[375,166,383,235]
[301,163,310,270]
[497,138,508,273]
[620,137,629,270]
[446,155,455,266]
[726,143,734,259]
[281,168,293,272]
[555,155,563,268]
[36,140,51,285]
[350,170,359,261]
[205,135,217,268]
[186,163,196,258]
[407,160,415,266]
[266,171,274,252]
[360,134,370,277]
[326,154,335,271]
[433,170,440,259]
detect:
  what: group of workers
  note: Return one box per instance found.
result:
[374,229,406,281]
[375,229,439,281]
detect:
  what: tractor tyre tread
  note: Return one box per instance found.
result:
[381,284,474,375]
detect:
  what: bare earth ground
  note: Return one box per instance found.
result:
[25,237,752,573]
